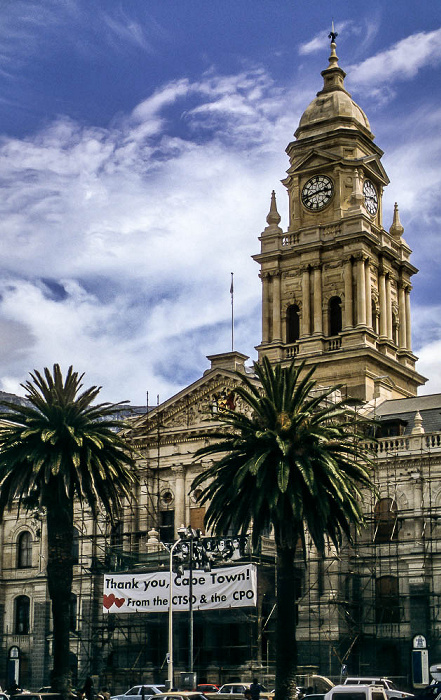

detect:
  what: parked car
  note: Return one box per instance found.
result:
[111,687,165,700]
[218,687,249,696]
[343,679,412,699]
[195,687,219,695]
[325,684,388,700]
[13,694,63,700]
[413,682,441,700]
[151,693,206,700]
[218,685,269,696]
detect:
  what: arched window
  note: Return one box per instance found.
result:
[15,595,30,634]
[17,531,32,569]
[329,296,342,336]
[375,575,400,623]
[372,299,378,334]
[286,304,300,343]
[72,527,79,564]
[374,498,398,543]
[70,593,77,632]
[392,312,399,345]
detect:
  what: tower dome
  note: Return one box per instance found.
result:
[295,40,373,140]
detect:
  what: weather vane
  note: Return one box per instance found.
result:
[328,20,338,45]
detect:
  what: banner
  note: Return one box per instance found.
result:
[103,563,257,614]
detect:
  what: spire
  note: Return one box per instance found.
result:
[327,21,339,69]
[389,202,404,238]
[266,190,281,227]
[319,21,347,95]
[412,410,425,435]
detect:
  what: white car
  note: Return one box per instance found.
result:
[325,684,388,700]
[111,686,165,700]
[342,679,412,699]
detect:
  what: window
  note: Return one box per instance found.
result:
[329,296,342,336]
[70,593,77,632]
[17,531,32,568]
[72,527,79,564]
[159,510,175,543]
[375,575,400,623]
[374,498,398,543]
[286,304,300,343]
[15,595,30,634]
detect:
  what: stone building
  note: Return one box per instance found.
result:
[1,38,441,693]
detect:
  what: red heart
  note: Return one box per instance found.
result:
[114,597,125,608]
[103,594,115,609]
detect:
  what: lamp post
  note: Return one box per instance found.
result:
[167,526,187,690]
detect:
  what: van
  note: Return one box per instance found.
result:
[343,679,412,699]
[325,684,388,700]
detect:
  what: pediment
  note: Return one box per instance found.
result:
[286,149,341,176]
[128,366,252,439]
[360,155,389,184]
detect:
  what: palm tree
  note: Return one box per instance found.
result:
[191,357,374,700]
[0,365,137,698]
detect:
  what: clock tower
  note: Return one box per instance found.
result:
[254,38,426,401]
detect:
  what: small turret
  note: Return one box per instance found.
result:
[389,202,404,238]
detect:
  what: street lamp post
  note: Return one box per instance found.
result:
[167,526,187,690]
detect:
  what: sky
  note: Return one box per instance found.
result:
[0,0,441,405]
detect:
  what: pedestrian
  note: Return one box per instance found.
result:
[83,677,95,700]
[249,679,263,700]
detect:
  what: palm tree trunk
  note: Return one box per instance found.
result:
[275,545,298,700]
[46,493,74,699]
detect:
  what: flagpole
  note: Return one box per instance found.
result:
[230,272,234,351]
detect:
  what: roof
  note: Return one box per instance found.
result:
[373,393,441,435]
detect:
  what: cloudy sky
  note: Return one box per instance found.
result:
[0,0,440,405]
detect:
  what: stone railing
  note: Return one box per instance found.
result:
[326,336,342,351]
[285,342,300,359]
[363,431,441,455]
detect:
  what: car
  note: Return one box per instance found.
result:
[218,685,269,696]
[218,687,250,696]
[342,680,412,699]
[111,687,165,700]
[325,685,388,700]
[151,694,206,700]
[13,694,64,700]
[195,687,219,695]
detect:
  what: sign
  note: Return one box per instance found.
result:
[413,634,427,649]
[102,563,257,614]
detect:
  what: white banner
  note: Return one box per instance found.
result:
[103,563,257,614]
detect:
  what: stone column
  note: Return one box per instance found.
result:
[302,266,311,337]
[365,259,372,328]
[272,272,281,341]
[398,282,407,349]
[343,257,353,329]
[172,465,186,535]
[386,275,393,340]
[379,268,387,337]
[261,273,270,343]
[313,265,323,335]
[356,255,366,326]
[406,286,412,350]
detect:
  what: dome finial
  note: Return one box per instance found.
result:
[266,190,281,227]
[327,20,339,69]
[389,202,404,238]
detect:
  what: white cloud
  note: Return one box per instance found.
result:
[350,27,441,86]
[0,68,295,403]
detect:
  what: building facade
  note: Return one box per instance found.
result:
[1,38,441,694]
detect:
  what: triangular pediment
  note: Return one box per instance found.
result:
[360,155,389,184]
[128,361,254,440]
[286,148,341,176]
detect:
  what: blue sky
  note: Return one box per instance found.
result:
[0,0,441,404]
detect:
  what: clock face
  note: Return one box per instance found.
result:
[301,175,334,211]
[363,179,378,215]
